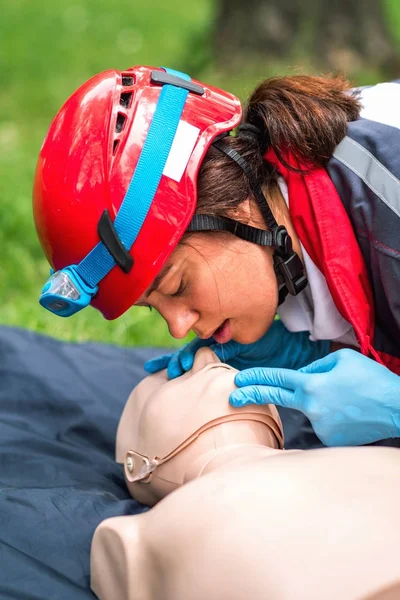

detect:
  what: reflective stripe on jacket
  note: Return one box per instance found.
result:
[327,81,400,373]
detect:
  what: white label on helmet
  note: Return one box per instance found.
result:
[163,120,200,182]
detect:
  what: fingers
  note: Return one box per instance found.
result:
[144,354,172,374]
[145,337,233,380]
[235,367,305,391]
[167,351,185,379]
[179,337,214,371]
[168,338,214,379]
[298,352,338,374]
[230,385,294,408]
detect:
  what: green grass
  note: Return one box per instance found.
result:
[0,0,217,347]
[1,0,399,347]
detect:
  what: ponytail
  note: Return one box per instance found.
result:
[194,74,362,224]
[245,75,362,168]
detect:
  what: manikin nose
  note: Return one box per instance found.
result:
[191,347,221,373]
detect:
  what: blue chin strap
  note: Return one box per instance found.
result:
[40,68,203,317]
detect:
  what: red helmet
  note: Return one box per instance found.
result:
[33,66,242,319]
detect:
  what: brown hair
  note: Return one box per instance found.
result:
[193,74,361,225]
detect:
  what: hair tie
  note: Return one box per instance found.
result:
[237,123,270,154]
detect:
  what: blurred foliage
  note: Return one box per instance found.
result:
[0,0,399,347]
[0,0,216,347]
[212,0,400,79]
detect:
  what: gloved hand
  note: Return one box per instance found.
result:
[144,337,213,380]
[230,349,400,446]
[144,320,330,379]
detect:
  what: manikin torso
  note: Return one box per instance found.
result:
[91,349,400,600]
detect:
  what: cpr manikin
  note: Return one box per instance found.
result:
[91,349,400,600]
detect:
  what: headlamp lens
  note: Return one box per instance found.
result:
[39,266,98,317]
[47,299,70,312]
[45,270,81,300]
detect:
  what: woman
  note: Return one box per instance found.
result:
[33,66,400,447]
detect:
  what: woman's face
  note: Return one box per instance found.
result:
[135,230,278,345]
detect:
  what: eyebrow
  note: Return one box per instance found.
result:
[144,264,173,298]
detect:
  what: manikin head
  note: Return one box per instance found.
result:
[116,347,284,506]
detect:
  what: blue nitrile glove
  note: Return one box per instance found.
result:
[144,337,214,380]
[144,320,330,379]
[230,349,400,447]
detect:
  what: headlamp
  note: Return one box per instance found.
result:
[39,266,98,317]
[38,67,197,318]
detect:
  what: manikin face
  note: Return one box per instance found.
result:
[135,231,279,345]
[116,347,283,506]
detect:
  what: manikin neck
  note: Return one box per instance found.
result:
[184,443,282,484]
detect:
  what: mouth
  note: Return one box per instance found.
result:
[211,319,232,344]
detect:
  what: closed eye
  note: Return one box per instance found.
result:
[171,279,187,298]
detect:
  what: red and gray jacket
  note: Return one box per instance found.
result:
[265,80,400,376]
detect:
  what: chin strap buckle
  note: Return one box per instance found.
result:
[274,252,308,297]
[272,226,308,304]
[209,139,309,305]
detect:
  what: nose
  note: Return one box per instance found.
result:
[191,347,221,372]
[161,305,199,340]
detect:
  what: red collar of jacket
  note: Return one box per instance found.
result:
[264,147,382,363]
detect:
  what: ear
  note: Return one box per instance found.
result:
[191,347,221,373]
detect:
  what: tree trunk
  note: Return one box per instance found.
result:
[214,0,400,77]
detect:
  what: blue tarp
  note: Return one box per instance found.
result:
[0,327,161,599]
[0,325,323,599]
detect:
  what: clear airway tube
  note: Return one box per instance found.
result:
[138,459,158,480]
[124,450,159,483]
[124,412,284,484]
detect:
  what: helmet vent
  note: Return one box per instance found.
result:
[122,75,134,86]
[115,113,126,133]
[120,92,133,109]
[113,140,119,155]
